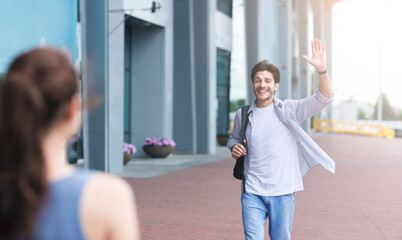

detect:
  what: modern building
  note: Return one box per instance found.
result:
[1,0,338,174]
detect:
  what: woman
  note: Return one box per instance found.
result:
[0,48,140,239]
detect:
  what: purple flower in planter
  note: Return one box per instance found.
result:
[168,139,176,147]
[123,143,137,154]
[142,137,176,147]
[143,137,155,146]
[162,138,170,146]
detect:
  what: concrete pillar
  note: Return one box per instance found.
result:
[191,0,216,154]
[311,0,337,79]
[173,0,197,153]
[244,0,259,104]
[291,1,300,101]
[107,0,124,173]
[245,0,280,104]
[276,0,292,100]
[311,0,338,120]
[298,0,312,131]
[81,0,125,173]
[173,0,216,154]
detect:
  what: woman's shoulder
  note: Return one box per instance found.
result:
[84,172,134,206]
[80,172,138,239]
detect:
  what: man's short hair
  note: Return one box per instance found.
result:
[250,60,280,84]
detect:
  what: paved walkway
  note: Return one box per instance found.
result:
[124,134,402,239]
[120,147,231,178]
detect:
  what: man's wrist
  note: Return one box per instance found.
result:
[317,68,327,75]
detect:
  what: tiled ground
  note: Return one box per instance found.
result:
[125,134,402,239]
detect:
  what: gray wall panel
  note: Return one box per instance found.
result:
[131,27,167,157]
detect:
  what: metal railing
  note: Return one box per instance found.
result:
[313,119,395,139]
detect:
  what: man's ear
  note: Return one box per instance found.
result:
[275,83,279,91]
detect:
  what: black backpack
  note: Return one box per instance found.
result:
[233,105,250,181]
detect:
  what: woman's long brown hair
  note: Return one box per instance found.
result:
[0,48,77,239]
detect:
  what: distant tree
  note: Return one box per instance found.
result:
[372,93,395,120]
[396,110,402,121]
[230,99,246,112]
[358,110,367,120]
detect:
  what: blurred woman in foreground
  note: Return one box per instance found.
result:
[0,48,140,240]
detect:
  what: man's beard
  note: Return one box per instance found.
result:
[254,88,275,101]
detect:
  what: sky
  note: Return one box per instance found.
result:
[332,0,402,109]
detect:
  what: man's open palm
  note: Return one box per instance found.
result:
[302,38,327,72]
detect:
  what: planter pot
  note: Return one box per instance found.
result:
[143,145,175,158]
[124,153,134,165]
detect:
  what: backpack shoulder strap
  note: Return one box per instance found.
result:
[239,105,250,146]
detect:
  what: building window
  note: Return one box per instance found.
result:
[216,48,231,136]
[217,0,233,17]
[124,26,132,143]
[77,0,80,22]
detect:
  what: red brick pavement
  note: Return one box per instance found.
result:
[125,134,402,240]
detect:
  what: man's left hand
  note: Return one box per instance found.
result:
[302,38,327,72]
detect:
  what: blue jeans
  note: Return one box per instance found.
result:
[241,192,295,240]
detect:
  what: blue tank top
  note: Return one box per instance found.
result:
[34,170,95,240]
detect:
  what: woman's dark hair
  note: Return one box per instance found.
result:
[250,60,281,84]
[0,48,77,239]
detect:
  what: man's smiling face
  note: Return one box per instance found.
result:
[253,70,279,105]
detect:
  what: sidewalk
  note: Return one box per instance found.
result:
[124,134,402,239]
[120,146,231,178]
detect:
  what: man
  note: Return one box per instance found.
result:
[227,38,335,240]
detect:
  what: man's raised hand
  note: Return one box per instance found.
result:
[302,38,327,72]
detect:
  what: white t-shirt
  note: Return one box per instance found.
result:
[245,103,304,196]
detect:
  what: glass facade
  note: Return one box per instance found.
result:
[216,48,231,135]
[124,26,132,143]
[0,0,78,73]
